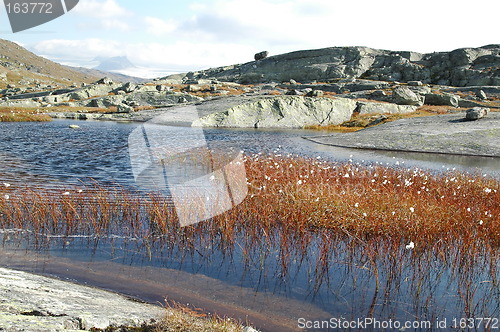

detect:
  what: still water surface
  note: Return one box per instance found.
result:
[0,120,498,331]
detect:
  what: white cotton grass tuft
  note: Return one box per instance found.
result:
[3,183,11,188]
[406,242,415,249]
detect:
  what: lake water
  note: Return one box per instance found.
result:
[0,120,499,331]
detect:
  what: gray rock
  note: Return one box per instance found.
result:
[476,90,487,100]
[156,84,170,92]
[187,84,202,92]
[393,86,425,106]
[306,90,324,97]
[254,51,269,61]
[425,93,461,107]
[408,85,432,96]
[96,77,113,85]
[122,82,137,93]
[69,83,120,101]
[286,89,302,95]
[408,81,423,86]
[371,90,387,97]
[163,45,500,87]
[192,96,357,128]
[307,112,500,157]
[0,100,42,108]
[0,268,163,332]
[117,104,135,113]
[238,73,265,84]
[289,79,298,85]
[357,101,418,115]
[465,107,489,120]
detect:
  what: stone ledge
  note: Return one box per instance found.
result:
[0,267,164,332]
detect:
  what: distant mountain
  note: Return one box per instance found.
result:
[0,39,99,89]
[67,66,147,84]
[94,56,136,72]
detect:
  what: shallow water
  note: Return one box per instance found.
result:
[0,119,499,331]
[0,120,498,188]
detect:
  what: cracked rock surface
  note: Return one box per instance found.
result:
[306,112,500,157]
[0,268,164,332]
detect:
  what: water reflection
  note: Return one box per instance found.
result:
[1,225,498,331]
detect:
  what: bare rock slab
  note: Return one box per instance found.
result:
[306,112,500,157]
[192,96,357,128]
[0,268,164,332]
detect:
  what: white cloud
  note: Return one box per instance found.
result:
[32,38,123,63]
[144,17,178,36]
[71,0,132,31]
[72,0,132,18]
[178,0,499,54]
[30,38,257,76]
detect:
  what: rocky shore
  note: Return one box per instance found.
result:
[306,112,500,157]
[0,268,164,331]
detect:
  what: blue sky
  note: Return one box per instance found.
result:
[0,0,498,78]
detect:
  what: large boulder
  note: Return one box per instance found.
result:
[465,107,489,121]
[425,93,461,107]
[254,51,269,61]
[392,86,425,106]
[122,82,137,93]
[69,83,120,101]
[192,96,357,128]
[357,101,418,115]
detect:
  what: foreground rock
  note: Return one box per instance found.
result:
[466,107,489,120]
[192,96,357,128]
[306,112,500,157]
[0,268,164,331]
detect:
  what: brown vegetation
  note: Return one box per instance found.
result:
[0,107,52,122]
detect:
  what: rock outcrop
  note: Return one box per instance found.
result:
[192,96,357,128]
[0,268,163,331]
[169,45,500,87]
[306,112,500,157]
[357,102,418,115]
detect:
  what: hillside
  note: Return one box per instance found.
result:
[0,39,99,90]
[165,45,500,87]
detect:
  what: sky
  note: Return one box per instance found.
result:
[0,0,498,78]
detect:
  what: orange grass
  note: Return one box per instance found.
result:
[0,155,498,248]
[1,154,498,319]
[0,108,52,122]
